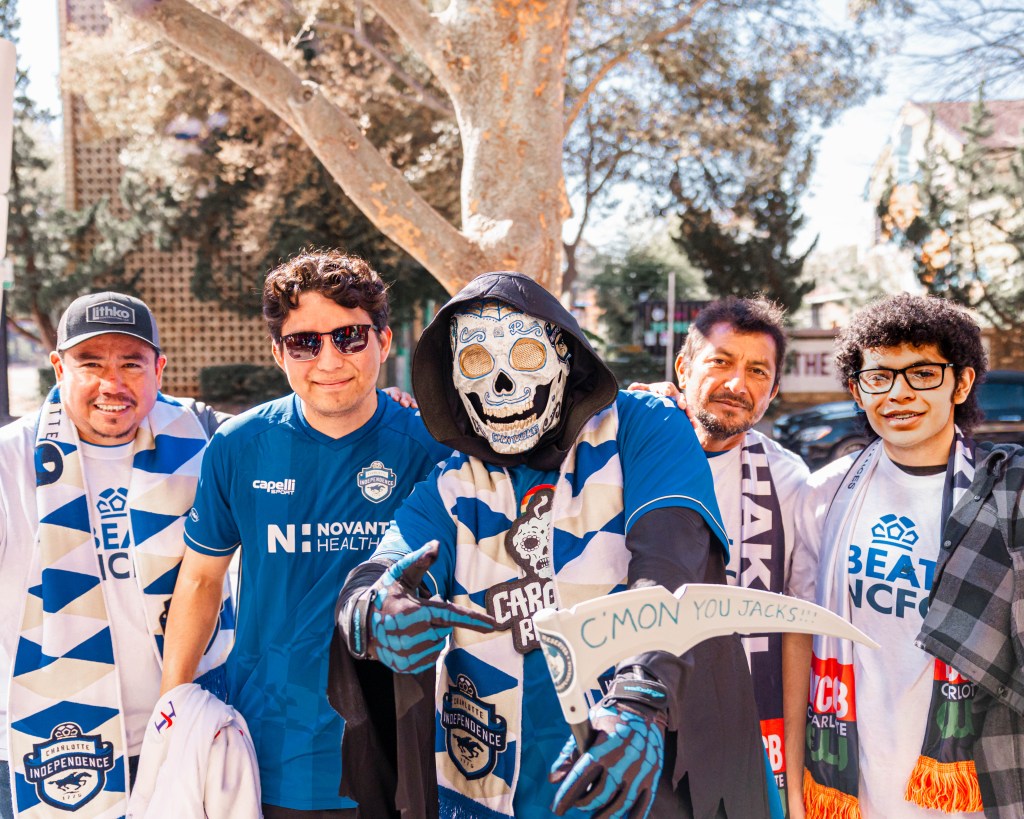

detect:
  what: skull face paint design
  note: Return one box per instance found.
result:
[451,299,570,454]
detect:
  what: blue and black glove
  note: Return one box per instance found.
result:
[345,541,497,674]
[549,668,669,819]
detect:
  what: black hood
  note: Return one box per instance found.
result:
[413,271,618,470]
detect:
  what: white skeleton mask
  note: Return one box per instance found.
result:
[450,299,570,454]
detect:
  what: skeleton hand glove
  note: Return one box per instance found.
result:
[549,669,669,819]
[347,541,497,674]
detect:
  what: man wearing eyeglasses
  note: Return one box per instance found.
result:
[786,293,1024,818]
[158,251,458,818]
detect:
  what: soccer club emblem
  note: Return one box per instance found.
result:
[357,460,397,503]
[539,631,575,695]
[23,722,115,810]
[441,674,508,780]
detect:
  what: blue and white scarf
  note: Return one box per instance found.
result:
[433,404,628,818]
[8,388,234,819]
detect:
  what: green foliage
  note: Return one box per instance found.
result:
[877,93,1024,329]
[2,0,152,350]
[63,5,459,316]
[178,142,449,322]
[590,248,702,383]
[563,0,893,292]
[673,174,816,314]
[198,364,289,406]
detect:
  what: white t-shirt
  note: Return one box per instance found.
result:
[791,450,982,819]
[0,417,37,762]
[706,430,809,591]
[80,441,164,754]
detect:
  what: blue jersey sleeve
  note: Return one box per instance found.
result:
[374,460,458,599]
[184,428,241,556]
[616,391,729,557]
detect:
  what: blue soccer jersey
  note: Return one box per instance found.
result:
[377,390,727,816]
[184,391,450,810]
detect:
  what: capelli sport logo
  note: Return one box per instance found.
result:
[86,301,134,325]
[252,478,296,495]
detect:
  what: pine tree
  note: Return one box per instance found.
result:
[878,92,1024,330]
[672,164,816,314]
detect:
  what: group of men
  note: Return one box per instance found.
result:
[0,248,1021,819]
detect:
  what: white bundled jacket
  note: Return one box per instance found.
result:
[128,684,261,819]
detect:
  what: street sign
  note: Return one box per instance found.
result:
[638,299,709,356]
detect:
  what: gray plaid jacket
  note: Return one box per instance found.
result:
[918,443,1024,819]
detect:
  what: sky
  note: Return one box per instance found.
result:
[11,1,957,257]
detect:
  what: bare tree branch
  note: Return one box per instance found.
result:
[342,1,454,116]
[107,0,483,293]
[5,316,43,346]
[564,0,712,134]
[363,0,450,86]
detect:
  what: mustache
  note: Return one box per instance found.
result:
[94,395,138,407]
[708,392,753,411]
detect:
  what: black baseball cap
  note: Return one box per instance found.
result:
[56,292,161,353]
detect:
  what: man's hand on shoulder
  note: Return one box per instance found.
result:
[382,386,418,409]
[627,381,687,412]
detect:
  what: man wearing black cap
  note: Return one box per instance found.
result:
[0,292,232,819]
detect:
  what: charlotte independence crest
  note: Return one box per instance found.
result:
[441,674,508,780]
[357,460,397,503]
[23,722,115,810]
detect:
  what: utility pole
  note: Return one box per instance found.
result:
[664,268,676,382]
[0,36,16,424]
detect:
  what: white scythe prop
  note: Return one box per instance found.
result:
[533,584,878,749]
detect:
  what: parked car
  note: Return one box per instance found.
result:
[773,370,1024,470]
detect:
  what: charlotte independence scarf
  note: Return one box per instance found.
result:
[736,433,788,809]
[804,432,982,818]
[433,403,628,819]
[9,388,234,819]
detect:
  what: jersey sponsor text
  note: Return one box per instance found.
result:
[266,520,390,553]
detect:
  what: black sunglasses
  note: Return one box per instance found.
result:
[280,324,376,360]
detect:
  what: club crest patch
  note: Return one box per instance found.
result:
[357,460,397,503]
[441,674,507,780]
[539,631,575,694]
[484,485,556,653]
[23,722,115,811]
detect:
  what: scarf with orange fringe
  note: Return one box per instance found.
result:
[803,434,983,817]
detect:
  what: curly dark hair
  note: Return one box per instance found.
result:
[263,249,390,342]
[834,293,988,434]
[678,296,788,388]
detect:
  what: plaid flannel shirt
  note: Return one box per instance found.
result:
[918,443,1024,819]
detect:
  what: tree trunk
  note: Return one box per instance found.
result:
[439,0,572,291]
[107,0,573,294]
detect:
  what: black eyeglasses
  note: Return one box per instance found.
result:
[854,363,955,394]
[280,325,375,360]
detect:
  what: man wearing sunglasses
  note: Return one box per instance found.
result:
[786,293,1024,818]
[158,251,457,818]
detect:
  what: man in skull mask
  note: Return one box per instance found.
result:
[334,272,771,819]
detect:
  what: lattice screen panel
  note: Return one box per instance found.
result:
[62,0,273,397]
